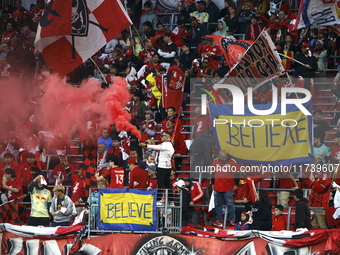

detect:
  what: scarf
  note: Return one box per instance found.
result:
[250,24,262,41]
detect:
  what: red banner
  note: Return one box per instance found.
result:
[2,230,340,255]
[161,65,185,112]
[216,30,285,103]
[207,35,252,68]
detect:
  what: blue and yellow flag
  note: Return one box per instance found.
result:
[98,189,157,231]
[209,101,313,165]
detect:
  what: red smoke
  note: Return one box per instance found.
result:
[0,73,140,147]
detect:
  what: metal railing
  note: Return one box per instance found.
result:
[87,188,182,236]
[191,203,325,231]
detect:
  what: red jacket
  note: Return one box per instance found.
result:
[167,129,187,155]
[107,146,122,160]
[213,158,240,192]
[71,174,86,203]
[129,166,149,189]
[308,174,331,208]
[189,181,204,210]
[51,163,75,184]
[20,162,38,188]
[272,214,286,231]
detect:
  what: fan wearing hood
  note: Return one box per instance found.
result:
[213,20,228,36]
[125,65,138,89]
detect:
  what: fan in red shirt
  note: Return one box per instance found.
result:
[172,20,190,47]
[193,106,211,139]
[3,168,23,201]
[158,106,183,132]
[11,0,28,27]
[185,179,204,225]
[107,137,123,162]
[163,119,187,171]
[146,53,163,76]
[154,23,169,48]
[128,158,149,189]
[0,152,21,184]
[307,172,331,229]
[1,22,19,42]
[254,83,273,104]
[96,155,125,189]
[234,171,272,221]
[51,155,75,185]
[330,132,340,160]
[197,37,209,57]
[147,168,158,190]
[20,152,40,192]
[139,39,157,65]
[201,37,222,71]
[140,110,157,142]
[71,169,87,204]
[30,0,44,26]
[196,58,214,79]
[212,150,240,228]
[272,205,287,231]
[110,44,127,72]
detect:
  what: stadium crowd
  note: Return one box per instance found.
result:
[1,0,340,231]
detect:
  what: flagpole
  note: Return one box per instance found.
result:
[89,57,109,84]
[278,53,306,67]
[123,0,134,53]
[284,72,299,99]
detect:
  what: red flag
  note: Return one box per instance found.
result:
[207,35,252,68]
[0,200,20,224]
[38,0,72,38]
[161,65,185,112]
[82,140,97,197]
[35,0,132,76]
[216,31,285,103]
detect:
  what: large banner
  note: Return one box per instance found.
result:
[216,30,285,103]
[3,229,340,255]
[294,0,340,32]
[98,188,157,231]
[209,100,313,165]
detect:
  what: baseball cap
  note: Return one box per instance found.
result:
[174,55,181,60]
[280,3,289,11]
[145,110,153,115]
[128,158,138,164]
[174,180,185,188]
[301,42,310,49]
[125,48,133,56]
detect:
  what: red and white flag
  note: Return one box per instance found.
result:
[35,0,132,76]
